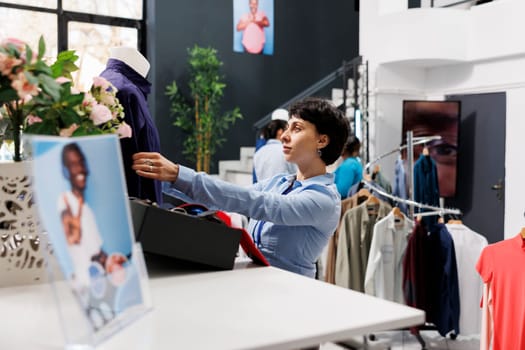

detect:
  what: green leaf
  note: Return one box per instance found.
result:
[38,74,61,101]
[165,81,179,97]
[51,50,80,79]
[38,35,45,60]
[59,108,82,126]
[0,89,19,104]
[24,119,58,136]
[25,44,33,65]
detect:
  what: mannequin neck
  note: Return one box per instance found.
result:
[109,46,150,78]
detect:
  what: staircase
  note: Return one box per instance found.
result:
[217,146,254,186]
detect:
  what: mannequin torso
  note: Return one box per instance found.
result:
[101,48,161,203]
[109,47,150,78]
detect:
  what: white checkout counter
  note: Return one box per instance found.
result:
[0,255,424,350]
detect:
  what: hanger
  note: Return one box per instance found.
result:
[447,219,463,225]
[357,187,371,199]
[391,206,404,223]
[422,146,430,156]
[366,193,380,205]
[392,206,404,219]
[521,227,525,239]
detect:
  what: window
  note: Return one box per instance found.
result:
[63,0,142,20]
[68,22,138,90]
[0,7,57,56]
[0,1,144,89]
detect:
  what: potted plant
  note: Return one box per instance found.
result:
[166,45,242,173]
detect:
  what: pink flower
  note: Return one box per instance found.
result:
[116,121,132,138]
[89,104,113,125]
[1,38,26,52]
[55,76,71,84]
[59,123,79,137]
[26,114,42,125]
[1,38,37,64]
[82,92,96,107]
[99,92,116,107]
[0,52,23,76]
[92,76,111,90]
[11,72,39,99]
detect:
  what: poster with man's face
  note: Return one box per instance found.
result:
[233,0,274,55]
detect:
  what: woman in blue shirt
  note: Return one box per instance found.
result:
[334,136,363,199]
[132,97,349,278]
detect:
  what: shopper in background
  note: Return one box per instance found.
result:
[253,115,297,182]
[133,97,349,279]
[333,136,363,199]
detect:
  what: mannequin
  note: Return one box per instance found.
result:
[100,47,162,204]
[109,47,150,78]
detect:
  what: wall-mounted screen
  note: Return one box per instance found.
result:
[402,100,460,198]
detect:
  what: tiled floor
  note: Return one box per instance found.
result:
[320,331,480,350]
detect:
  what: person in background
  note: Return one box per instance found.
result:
[253,115,297,182]
[132,97,349,279]
[236,0,270,54]
[333,136,363,199]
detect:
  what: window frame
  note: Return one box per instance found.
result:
[0,0,146,53]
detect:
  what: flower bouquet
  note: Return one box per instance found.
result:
[0,36,130,161]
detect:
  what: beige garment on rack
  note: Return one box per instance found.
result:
[334,199,391,292]
[324,194,360,284]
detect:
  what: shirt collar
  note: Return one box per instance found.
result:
[293,173,335,186]
[265,139,282,145]
[278,173,334,191]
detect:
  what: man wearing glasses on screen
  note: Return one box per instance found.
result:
[402,101,459,198]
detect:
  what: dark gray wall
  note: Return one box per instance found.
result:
[147,0,359,171]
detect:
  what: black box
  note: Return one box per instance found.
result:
[129,199,241,270]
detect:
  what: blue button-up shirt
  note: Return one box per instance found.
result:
[164,166,341,277]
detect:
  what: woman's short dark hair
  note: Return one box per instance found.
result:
[262,119,288,140]
[289,97,350,165]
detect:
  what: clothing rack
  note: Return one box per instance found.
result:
[362,131,461,219]
[360,131,461,350]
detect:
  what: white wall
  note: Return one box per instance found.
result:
[361,0,525,238]
[504,88,525,235]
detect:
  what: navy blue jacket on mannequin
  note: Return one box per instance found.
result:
[100,59,162,204]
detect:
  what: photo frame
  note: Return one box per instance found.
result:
[27,134,151,347]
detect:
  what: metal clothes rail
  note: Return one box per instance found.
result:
[362,131,461,219]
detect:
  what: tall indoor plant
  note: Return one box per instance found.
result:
[166,45,242,173]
